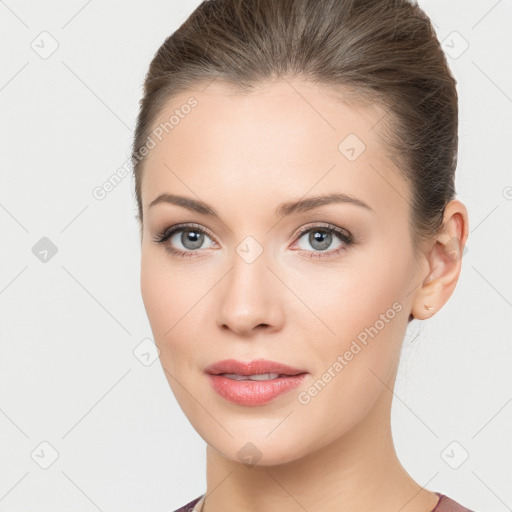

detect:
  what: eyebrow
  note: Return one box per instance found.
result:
[148,192,374,217]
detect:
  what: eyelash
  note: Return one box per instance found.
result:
[152,222,354,260]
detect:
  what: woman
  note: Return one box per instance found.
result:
[132,0,475,510]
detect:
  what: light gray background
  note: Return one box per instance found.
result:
[1,1,511,511]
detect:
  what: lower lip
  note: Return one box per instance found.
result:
[207,373,308,406]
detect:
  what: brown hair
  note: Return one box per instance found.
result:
[132,0,458,258]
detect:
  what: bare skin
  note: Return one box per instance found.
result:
[139,78,469,512]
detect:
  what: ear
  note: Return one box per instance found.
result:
[411,199,469,320]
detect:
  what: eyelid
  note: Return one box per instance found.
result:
[155,222,218,243]
[291,221,352,243]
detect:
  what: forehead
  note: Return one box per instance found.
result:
[141,78,411,220]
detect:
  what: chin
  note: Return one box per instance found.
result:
[203,429,315,468]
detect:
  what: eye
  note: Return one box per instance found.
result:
[291,223,353,259]
[152,223,217,258]
[153,222,354,259]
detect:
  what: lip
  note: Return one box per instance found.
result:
[204,358,309,406]
[204,358,307,376]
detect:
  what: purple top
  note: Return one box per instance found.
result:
[171,491,477,512]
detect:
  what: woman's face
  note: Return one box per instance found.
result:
[140,79,428,465]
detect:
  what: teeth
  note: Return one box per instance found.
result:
[221,372,281,381]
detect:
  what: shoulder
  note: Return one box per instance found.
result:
[170,494,204,512]
[433,493,478,512]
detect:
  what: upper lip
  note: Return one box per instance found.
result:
[204,358,308,376]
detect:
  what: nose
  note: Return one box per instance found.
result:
[216,251,285,336]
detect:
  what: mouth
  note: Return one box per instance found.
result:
[204,358,309,406]
[217,372,301,381]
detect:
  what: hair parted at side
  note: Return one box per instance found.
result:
[132,0,458,257]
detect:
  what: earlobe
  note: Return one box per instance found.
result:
[411,277,443,320]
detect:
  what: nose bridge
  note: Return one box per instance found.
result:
[217,238,283,334]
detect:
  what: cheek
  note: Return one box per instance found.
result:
[289,251,409,408]
[140,256,197,412]
[140,251,191,351]
[140,256,171,336]
[140,250,212,372]
[288,251,408,344]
